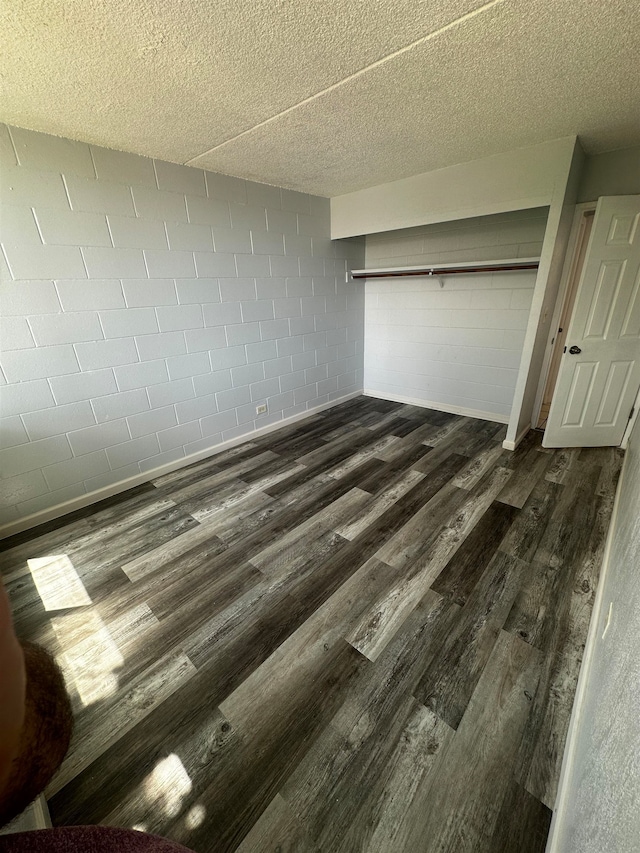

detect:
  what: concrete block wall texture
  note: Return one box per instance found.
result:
[0,125,365,530]
[363,209,549,420]
[549,417,640,853]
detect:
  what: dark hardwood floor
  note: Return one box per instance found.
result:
[0,397,623,852]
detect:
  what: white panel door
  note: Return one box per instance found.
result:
[543,195,640,448]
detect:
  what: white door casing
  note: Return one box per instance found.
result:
[543,195,640,448]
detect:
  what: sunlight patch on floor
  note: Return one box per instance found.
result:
[51,610,124,708]
[144,754,193,818]
[184,804,206,829]
[27,554,92,611]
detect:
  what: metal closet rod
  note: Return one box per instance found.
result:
[351,261,539,280]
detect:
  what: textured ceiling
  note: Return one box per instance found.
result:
[2,0,639,196]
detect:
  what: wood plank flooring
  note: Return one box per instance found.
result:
[0,397,623,852]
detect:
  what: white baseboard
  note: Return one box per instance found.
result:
[502,422,531,451]
[362,389,509,424]
[0,391,362,540]
[544,439,627,853]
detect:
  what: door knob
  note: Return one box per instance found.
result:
[569,345,582,354]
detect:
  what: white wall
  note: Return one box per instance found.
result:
[331,137,577,239]
[363,210,547,420]
[548,416,640,853]
[506,140,584,446]
[0,125,365,533]
[577,146,640,203]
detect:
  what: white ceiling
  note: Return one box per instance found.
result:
[2,0,639,197]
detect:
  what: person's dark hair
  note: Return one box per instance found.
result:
[0,642,73,827]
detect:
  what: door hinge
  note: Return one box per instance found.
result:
[629,406,635,421]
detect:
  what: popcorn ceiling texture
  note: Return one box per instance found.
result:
[0,125,364,529]
[2,1,640,196]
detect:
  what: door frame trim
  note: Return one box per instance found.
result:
[531,202,597,429]
[621,385,640,449]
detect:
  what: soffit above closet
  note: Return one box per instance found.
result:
[2,0,639,197]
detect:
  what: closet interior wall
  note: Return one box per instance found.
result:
[363,208,550,422]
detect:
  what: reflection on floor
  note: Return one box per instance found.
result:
[0,397,623,853]
[0,796,50,835]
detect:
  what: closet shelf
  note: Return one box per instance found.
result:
[351,257,540,280]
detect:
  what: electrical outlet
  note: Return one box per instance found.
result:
[255,404,267,415]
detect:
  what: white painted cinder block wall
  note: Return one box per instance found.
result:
[548,415,640,853]
[0,124,365,531]
[363,209,549,421]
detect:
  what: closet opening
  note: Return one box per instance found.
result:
[358,207,550,428]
